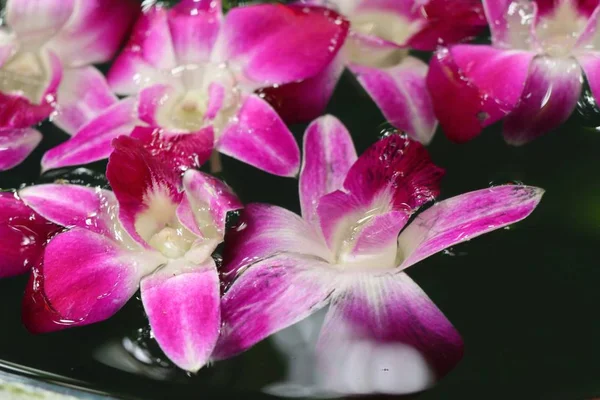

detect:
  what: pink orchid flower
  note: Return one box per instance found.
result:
[212,115,543,391]
[19,136,243,372]
[0,192,58,278]
[428,0,600,145]
[0,0,139,171]
[42,0,349,176]
[290,0,486,144]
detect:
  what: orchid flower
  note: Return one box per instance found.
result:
[0,192,57,278]
[42,0,349,176]
[0,0,139,171]
[428,0,600,145]
[294,0,486,144]
[19,136,243,372]
[212,115,544,392]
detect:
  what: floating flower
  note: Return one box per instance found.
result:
[19,136,243,372]
[289,0,486,144]
[0,192,57,278]
[0,0,139,170]
[42,0,349,176]
[428,0,600,144]
[213,115,543,392]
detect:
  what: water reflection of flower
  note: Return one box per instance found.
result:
[428,0,600,144]
[0,0,139,171]
[213,115,543,395]
[19,136,242,372]
[42,0,350,177]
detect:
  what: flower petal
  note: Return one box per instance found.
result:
[398,185,544,270]
[24,227,162,333]
[317,273,463,393]
[482,0,537,49]
[107,136,183,248]
[19,184,122,240]
[46,0,140,67]
[0,127,42,171]
[350,57,437,144]
[130,126,214,172]
[53,67,118,135]
[168,3,222,65]
[343,134,444,212]
[217,94,301,177]
[107,6,178,96]
[503,56,582,145]
[214,253,334,360]
[0,192,57,278]
[141,258,220,372]
[299,115,357,224]
[6,0,74,47]
[178,169,243,239]
[216,4,349,86]
[221,204,330,282]
[426,46,531,143]
[41,98,137,171]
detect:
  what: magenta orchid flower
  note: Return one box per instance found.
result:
[19,136,242,372]
[0,192,58,278]
[42,0,349,176]
[0,0,139,171]
[212,115,543,391]
[293,0,486,144]
[428,0,600,145]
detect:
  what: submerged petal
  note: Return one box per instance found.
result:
[214,254,334,360]
[398,185,544,270]
[141,258,220,372]
[0,127,42,171]
[6,0,74,48]
[350,57,437,144]
[107,136,183,248]
[299,115,357,224]
[41,98,137,171]
[503,56,582,145]
[217,95,300,177]
[317,273,463,394]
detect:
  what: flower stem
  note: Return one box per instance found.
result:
[210,151,223,174]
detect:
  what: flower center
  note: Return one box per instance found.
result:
[168,90,208,132]
[0,51,49,104]
[148,225,195,259]
[535,1,587,57]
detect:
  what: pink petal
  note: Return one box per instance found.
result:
[0,192,57,278]
[257,54,345,124]
[168,3,222,65]
[221,204,330,283]
[398,185,544,270]
[536,0,597,18]
[41,98,137,171]
[174,0,223,14]
[0,51,62,129]
[46,0,140,67]
[107,6,178,96]
[217,94,301,177]
[53,67,118,135]
[23,227,161,333]
[0,127,42,171]
[406,0,487,50]
[217,4,349,86]
[575,3,600,46]
[141,258,220,372]
[6,0,75,47]
[482,0,537,48]
[137,84,174,127]
[299,115,357,224]
[214,254,334,360]
[317,273,463,393]
[350,57,437,144]
[19,184,120,239]
[503,56,582,145]
[178,169,243,238]
[426,46,530,143]
[131,126,214,172]
[343,134,444,212]
[106,136,183,248]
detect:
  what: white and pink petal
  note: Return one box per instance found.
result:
[0,127,42,171]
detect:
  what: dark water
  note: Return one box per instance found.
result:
[2,67,600,400]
